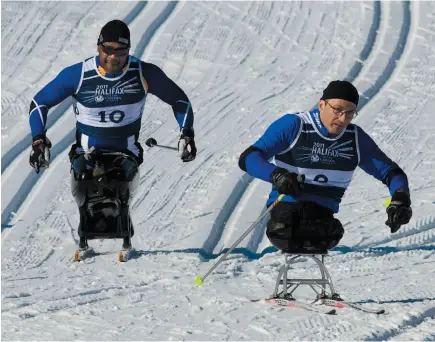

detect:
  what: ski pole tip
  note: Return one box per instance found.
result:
[195,276,204,286]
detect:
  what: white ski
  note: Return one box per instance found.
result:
[319,298,385,314]
[119,248,135,262]
[73,247,135,262]
[252,298,336,315]
[73,247,96,262]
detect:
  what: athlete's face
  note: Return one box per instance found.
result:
[97,42,129,74]
[318,99,357,135]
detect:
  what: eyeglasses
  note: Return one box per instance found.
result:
[99,44,129,57]
[324,100,358,119]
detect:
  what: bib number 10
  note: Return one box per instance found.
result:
[98,110,125,123]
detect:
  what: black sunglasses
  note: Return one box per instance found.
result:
[99,44,129,57]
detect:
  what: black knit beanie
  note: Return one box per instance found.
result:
[98,20,130,47]
[321,80,359,106]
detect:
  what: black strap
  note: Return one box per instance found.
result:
[382,167,407,187]
[29,101,36,115]
[238,146,264,172]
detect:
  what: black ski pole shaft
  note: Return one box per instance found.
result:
[145,137,178,151]
[154,144,178,151]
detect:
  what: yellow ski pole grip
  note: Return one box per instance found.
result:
[195,194,285,286]
[384,197,392,207]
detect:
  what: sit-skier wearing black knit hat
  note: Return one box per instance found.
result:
[28,19,197,257]
[238,80,412,252]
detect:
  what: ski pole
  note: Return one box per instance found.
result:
[195,194,286,286]
[145,137,178,151]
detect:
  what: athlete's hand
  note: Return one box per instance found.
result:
[178,128,196,162]
[29,135,52,174]
[385,190,412,233]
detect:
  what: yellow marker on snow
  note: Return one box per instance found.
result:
[195,276,204,286]
[384,197,392,207]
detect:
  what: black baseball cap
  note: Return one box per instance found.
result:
[98,20,130,47]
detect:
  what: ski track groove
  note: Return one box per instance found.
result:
[367,306,435,341]
[2,4,59,83]
[327,250,432,280]
[359,1,412,109]
[345,2,381,82]
[187,2,249,92]
[1,281,157,317]
[365,214,435,249]
[165,6,212,82]
[133,1,178,57]
[2,206,71,271]
[135,151,216,240]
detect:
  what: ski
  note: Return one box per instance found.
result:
[73,247,96,262]
[252,298,336,315]
[318,298,385,315]
[118,248,135,262]
[73,248,135,262]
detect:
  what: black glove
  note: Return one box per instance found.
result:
[271,167,305,196]
[385,191,412,233]
[29,135,52,174]
[178,128,196,162]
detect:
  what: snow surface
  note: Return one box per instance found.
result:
[1,1,435,340]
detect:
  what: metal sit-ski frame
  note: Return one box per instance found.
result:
[268,249,387,314]
[273,249,341,300]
